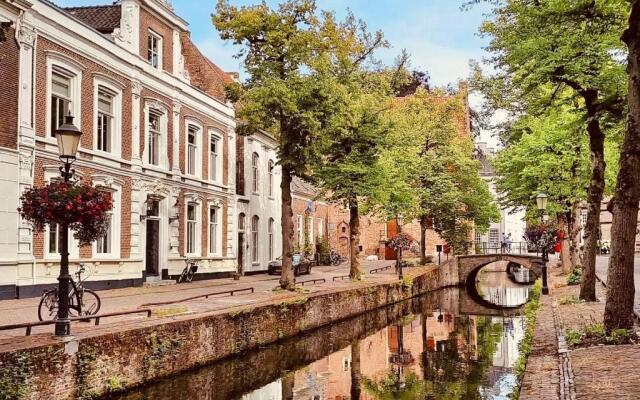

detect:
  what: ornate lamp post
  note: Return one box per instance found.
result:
[54,113,82,336]
[536,193,550,295]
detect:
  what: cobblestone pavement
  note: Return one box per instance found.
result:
[521,258,640,399]
[0,260,401,342]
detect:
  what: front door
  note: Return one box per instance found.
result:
[145,198,161,277]
[237,232,244,274]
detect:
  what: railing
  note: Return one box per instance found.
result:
[474,241,532,255]
[370,265,393,274]
[332,275,350,281]
[140,287,255,307]
[295,278,326,286]
[0,308,153,336]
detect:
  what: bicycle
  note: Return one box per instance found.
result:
[329,250,347,266]
[178,258,199,283]
[38,263,101,321]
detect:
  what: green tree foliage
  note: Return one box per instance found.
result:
[213,0,372,289]
[382,88,499,255]
[470,0,629,301]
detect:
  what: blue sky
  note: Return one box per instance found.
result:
[56,0,492,87]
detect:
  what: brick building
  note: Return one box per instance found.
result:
[0,0,239,298]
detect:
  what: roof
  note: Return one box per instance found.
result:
[63,5,121,34]
[291,177,319,198]
[180,32,234,101]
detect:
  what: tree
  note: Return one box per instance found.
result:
[604,0,640,332]
[470,0,629,301]
[214,0,354,289]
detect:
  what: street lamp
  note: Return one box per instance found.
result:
[396,214,404,280]
[535,192,549,295]
[54,113,82,336]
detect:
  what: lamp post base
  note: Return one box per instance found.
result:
[55,319,71,336]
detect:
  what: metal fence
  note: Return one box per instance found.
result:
[474,241,534,255]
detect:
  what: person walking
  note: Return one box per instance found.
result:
[501,233,507,253]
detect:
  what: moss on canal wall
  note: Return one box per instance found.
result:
[0,268,440,399]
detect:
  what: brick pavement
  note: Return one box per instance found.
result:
[521,258,640,400]
[0,260,398,340]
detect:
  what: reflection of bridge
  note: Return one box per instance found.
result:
[433,287,525,318]
[439,254,544,288]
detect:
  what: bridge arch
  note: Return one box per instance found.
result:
[457,254,544,289]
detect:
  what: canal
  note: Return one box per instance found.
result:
[113,262,532,400]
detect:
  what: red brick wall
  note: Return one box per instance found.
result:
[291,197,329,250]
[139,88,173,165]
[177,190,228,258]
[0,27,19,150]
[139,8,173,74]
[180,31,231,101]
[34,38,133,160]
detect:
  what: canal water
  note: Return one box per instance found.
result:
[114,262,531,400]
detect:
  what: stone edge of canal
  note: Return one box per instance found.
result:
[1,267,447,399]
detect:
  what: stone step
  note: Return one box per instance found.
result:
[143,279,176,287]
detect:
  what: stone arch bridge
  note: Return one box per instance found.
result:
[439,253,545,288]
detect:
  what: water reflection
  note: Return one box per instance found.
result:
[114,274,530,400]
[475,262,531,308]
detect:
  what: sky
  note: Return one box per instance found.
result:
[55,0,498,145]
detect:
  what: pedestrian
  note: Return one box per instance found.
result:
[500,233,507,253]
[507,233,512,253]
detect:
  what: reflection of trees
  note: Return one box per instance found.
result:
[420,315,504,399]
[351,339,362,400]
[362,370,427,400]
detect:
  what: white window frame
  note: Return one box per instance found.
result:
[46,54,83,140]
[251,215,259,264]
[43,170,80,259]
[143,101,169,170]
[268,160,275,198]
[185,120,202,177]
[307,216,313,245]
[296,215,303,246]
[317,218,324,240]
[252,152,260,194]
[208,205,222,256]
[147,30,163,70]
[209,130,223,183]
[268,218,274,261]
[93,182,122,259]
[185,201,201,256]
[93,77,123,157]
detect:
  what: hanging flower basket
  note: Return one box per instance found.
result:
[18,181,113,246]
[388,232,416,252]
[524,223,562,253]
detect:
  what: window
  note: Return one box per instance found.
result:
[95,185,121,257]
[48,223,61,255]
[317,218,324,240]
[268,218,274,261]
[148,31,161,69]
[251,216,259,263]
[209,134,219,182]
[51,72,71,137]
[187,124,199,176]
[475,231,481,244]
[186,203,199,254]
[96,87,115,152]
[268,160,275,197]
[296,215,303,246]
[489,228,499,247]
[238,213,246,231]
[148,110,162,166]
[307,216,313,244]
[252,153,259,193]
[209,206,219,255]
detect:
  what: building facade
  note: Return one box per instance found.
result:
[0,0,238,298]
[235,131,282,273]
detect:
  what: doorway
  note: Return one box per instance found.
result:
[238,232,245,275]
[145,198,161,277]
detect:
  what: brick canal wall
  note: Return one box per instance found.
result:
[0,268,439,399]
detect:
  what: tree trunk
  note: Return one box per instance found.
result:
[349,199,362,280]
[569,201,583,269]
[579,102,606,302]
[350,339,361,400]
[604,2,640,332]
[558,213,571,274]
[420,215,428,265]
[280,166,295,290]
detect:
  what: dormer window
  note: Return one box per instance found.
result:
[148,31,162,69]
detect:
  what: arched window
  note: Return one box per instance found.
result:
[268,160,275,197]
[252,153,259,193]
[268,218,274,261]
[238,213,246,232]
[251,215,259,263]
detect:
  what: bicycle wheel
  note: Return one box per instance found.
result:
[38,289,59,321]
[178,267,188,283]
[185,268,195,283]
[79,289,101,316]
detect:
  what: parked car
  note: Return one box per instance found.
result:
[268,254,313,276]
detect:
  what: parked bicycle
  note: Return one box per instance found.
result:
[178,258,199,283]
[38,263,101,321]
[329,250,347,266]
